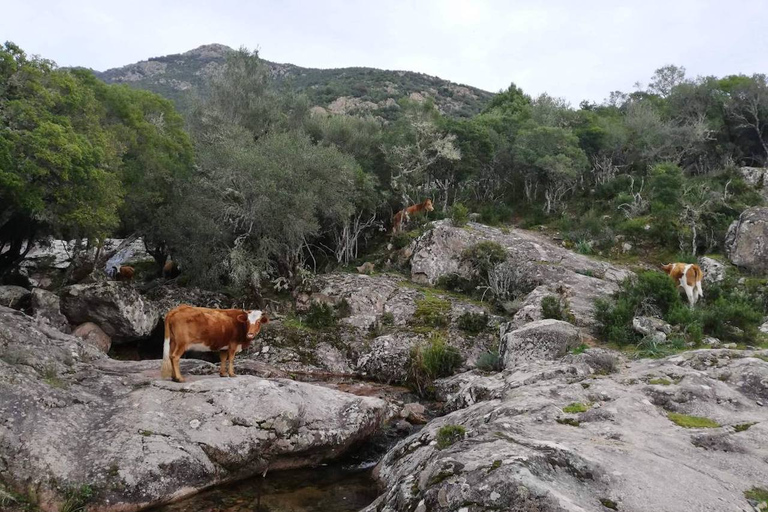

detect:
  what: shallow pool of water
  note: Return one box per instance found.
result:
[151,463,380,512]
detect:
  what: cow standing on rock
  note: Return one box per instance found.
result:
[161,305,269,382]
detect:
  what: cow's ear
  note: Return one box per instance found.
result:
[260,314,269,324]
[237,314,247,323]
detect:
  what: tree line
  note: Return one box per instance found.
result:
[1,43,766,294]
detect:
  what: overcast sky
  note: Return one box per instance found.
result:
[3,0,767,105]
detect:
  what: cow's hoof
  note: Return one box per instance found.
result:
[219,373,229,378]
[172,377,186,383]
[228,373,236,378]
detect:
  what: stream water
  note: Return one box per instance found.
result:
[151,462,380,512]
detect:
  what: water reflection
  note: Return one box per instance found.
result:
[151,463,379,512]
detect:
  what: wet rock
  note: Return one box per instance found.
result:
[71,322,111,353]
[725,206,768,274]
[501,319,581,368]
[0,285,31,310]
[366,349,768,512]
[29,288,70,333]
[0,306,388,512]
[60,281,159,342]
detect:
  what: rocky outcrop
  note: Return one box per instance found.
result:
[0,285,31,310]
[0,306,388,511]
[357,332,423,383]
[632,315,672,343]
[366,349,768,512]
[30,288,70,333]
[725,206,768,274]
[699,256,727,285]
[738,166,768,200]
[500,319,581,368]
[409,221,632,331]
[60,281,159,342]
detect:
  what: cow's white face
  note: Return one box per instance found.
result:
[243,309,269,340]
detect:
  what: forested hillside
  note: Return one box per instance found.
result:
[2,42,767,314]
[94,43,494,118]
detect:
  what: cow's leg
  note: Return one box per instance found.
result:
[227,343,238,377]
[170,342,186,383]
[680,281,695,308]
[219,350,229,377]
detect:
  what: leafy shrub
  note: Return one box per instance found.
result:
[380,311,395,326]
[457,311,488,333]
[436,272,477,295]
[450,202,469,227]
[391,231,414,250]
[541,295,575,322]
[575,239,593,255]
[436,424,466,449]
[478,203,513,226]
[461,241,507,277]
[413,296,452,328]
[407,334,463,396]
[475,350,503,371]
[594,271,682,345]
[304,302,337,329]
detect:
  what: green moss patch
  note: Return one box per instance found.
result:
[667,412,720,429]
[436,424,466,449]
[562,402,589,413]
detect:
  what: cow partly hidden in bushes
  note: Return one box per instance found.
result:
[161,305,269,382]
[392,199,434,233]
[662,263,704,308]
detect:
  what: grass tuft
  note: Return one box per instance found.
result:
[667,412,720,428]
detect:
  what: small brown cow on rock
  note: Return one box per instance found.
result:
[162,259,180,278]
[161,305,269,382]
[114,265,135,281]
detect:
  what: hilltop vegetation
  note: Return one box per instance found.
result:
[95,43,494,118]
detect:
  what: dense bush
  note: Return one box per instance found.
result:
[436,424,466,449]
[407,334,463,396]
[595,271,766,347]
[450,202,469,227]
[304,302,337,329]
[475,350,503,371]
[412,295,452,328]
[461,241,508,277]
[457,311,489,333]
[541,295,575,322]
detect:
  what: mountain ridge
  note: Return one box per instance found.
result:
[94,43,495,118]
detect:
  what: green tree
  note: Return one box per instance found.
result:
[0,43,122,275]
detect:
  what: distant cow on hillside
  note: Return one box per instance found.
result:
[113,265,135,282]
[162,259,180,278]
[661,263,704,308]
[392,199,434,233]
[161,305,269,382]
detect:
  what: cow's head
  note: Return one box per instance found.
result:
[237,310,269,340]
[424,199,434,211]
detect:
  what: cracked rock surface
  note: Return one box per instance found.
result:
[365,348,768,512]
[0,306,387,511]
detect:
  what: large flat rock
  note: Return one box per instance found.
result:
[0,306,387,512]
[366,349,768,512]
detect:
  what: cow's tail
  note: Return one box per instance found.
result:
[161,315,173,379]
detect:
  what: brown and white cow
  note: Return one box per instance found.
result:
[661,263,704,308]
[160,305,269,382]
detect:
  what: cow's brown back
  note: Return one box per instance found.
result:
[166,305,246,351]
